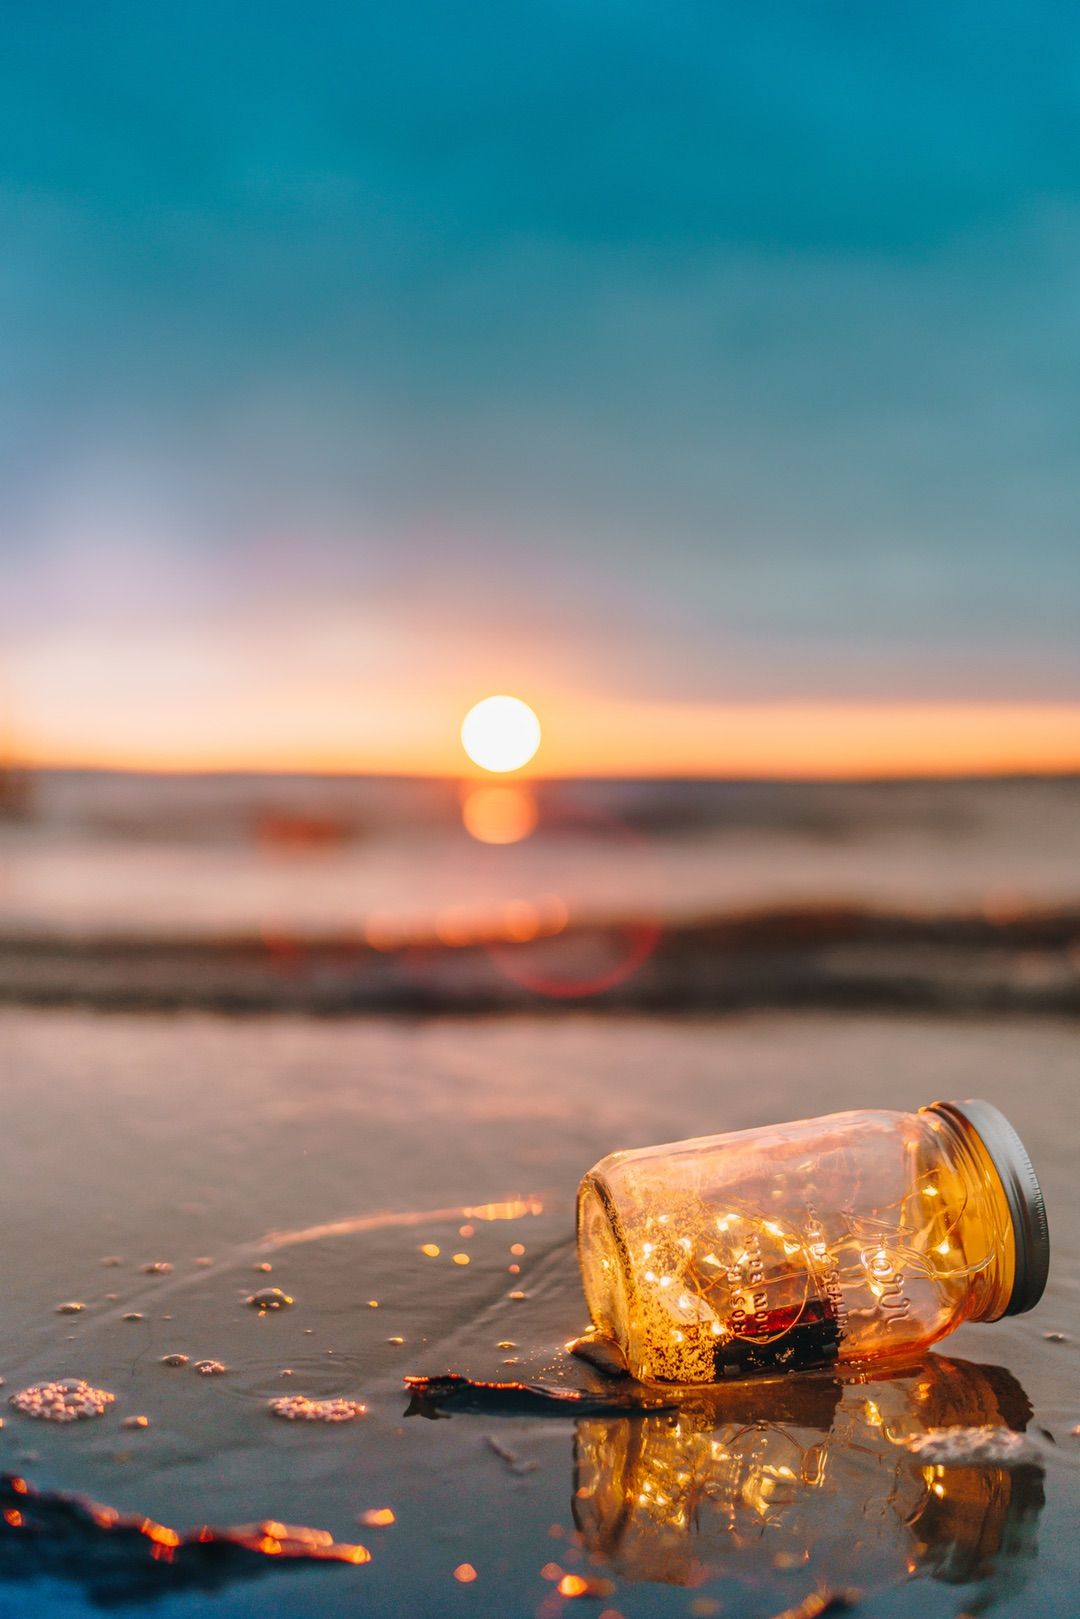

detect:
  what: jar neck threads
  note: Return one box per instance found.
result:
[920,1100,1048,1321]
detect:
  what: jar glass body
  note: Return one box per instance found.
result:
[577,1106,1016,1384]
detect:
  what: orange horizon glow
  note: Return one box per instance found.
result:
[8,698,1080,780]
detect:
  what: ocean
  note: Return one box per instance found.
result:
[2,771,1079,1013]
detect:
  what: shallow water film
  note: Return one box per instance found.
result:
[1,1010,1076,1618]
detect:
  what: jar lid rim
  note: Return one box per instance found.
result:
[924,1099,1050,1317]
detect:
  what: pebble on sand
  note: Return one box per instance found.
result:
[55,1302,85,1314]
[121,1415,151,1430]
[247,1287,295,1311]
[193,1360,228,1376]
[159,1353,190,1367]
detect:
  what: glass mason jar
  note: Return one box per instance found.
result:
[577,1100,1049,1384]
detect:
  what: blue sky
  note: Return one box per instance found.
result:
[2,3,1079,766]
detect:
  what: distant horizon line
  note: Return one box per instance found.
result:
[10,761,1080,787]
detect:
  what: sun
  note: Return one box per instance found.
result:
[460,695,542,773]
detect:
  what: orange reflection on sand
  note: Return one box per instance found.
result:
[463,1197,544,1221]
[263,1196,543,1250]
[461,784,538,844]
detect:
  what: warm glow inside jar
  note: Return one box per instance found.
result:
[577,1100,1049,1383]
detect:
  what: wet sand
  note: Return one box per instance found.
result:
[1,1009,1076,1618]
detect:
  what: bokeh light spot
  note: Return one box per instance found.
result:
[461,784,538,843]
[503,900,541,942]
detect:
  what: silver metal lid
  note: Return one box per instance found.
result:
[925,1099,1050,1317]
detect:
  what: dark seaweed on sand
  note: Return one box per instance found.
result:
[402,1373,676,1419]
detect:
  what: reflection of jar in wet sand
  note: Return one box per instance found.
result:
[577,1100,1048,1384]
[572,1355,1044,1593]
